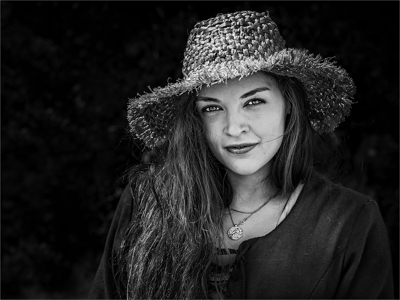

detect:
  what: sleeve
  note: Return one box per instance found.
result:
[334,200,394,299]
[88,184,134,299]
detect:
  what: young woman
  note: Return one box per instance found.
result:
[89,10,393,299]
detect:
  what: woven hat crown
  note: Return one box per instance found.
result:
[182,11,285,77]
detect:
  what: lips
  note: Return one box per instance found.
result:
[225,143,258,154]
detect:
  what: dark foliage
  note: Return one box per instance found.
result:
[1,1,398,298]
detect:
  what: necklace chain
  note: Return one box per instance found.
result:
[227,192,278,240]
[228,193,276,226]
[230,207,257,214]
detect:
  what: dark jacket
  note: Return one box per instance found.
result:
[89,173,394,299]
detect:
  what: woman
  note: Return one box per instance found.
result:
[89,10,393,299]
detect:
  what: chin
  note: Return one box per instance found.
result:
[231,169,260,176]
[227,161,269,177]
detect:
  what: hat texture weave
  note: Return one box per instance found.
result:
[128,10,355,149]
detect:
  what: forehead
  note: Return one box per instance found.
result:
[198,72,277,97]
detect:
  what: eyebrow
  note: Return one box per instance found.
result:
[195,96,221,103]
[196,87,270,102]
[240,87,270,99]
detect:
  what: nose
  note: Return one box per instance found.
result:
[223,110,249,137]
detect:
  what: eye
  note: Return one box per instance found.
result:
[244,98,266,107]
[202,105,222,113]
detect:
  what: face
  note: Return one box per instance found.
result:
[196,72,288,179]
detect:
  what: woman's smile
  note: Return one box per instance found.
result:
[224,142,259,155]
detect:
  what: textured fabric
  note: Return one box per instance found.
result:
[88,172,394,299]
[209,248,238,299]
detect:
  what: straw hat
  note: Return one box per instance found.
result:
[127,10,355,149]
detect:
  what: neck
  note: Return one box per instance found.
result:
[227,167,276,210]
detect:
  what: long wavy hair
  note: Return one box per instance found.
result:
[118,73,318,299]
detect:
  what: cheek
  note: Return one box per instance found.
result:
[205,125,220,153]
[254,115,285,139]
[203,122,227,164]
[202,117,222,144]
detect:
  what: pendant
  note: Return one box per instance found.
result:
[227,225,243,240]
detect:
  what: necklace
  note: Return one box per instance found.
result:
[227,193,277,241]
[230,208,253,214]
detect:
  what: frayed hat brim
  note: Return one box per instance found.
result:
[127,48,355,149]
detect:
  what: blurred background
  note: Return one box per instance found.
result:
[2,1,398,298]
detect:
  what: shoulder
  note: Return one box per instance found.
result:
[304,172,375,215]
[118,183,135,215]
[107,182,138,250]
[293,172,385,248]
